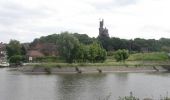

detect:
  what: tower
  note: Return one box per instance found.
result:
[99,19,109,37]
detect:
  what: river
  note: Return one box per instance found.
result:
[0,68,170,100]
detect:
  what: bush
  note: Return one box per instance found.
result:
[114,49,129,62]
[88,42,107,63]
[9,55,25,64]
[74,42,107,63]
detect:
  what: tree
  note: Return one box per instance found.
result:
[114,49,129,62]
[58,32,80,63]
[73,44,88,62]
[98,36,111,51]
[6,40,22,59]
[88,42,107,63]
[73,33,94,45]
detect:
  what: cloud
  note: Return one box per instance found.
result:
[0,0,170,43]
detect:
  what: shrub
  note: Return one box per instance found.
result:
[118,92,139,100]
[114,49,129,62]
[9,55,25,64]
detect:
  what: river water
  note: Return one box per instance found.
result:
[0,68,170,100]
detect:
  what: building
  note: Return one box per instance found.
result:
[0,42,7,63]
[99,19,109,38]
[31,43,58,56]
[26,50,44,62]
[26,42,58,61]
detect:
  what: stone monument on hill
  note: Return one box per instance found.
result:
[99,19,109,38]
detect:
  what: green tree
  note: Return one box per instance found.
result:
[58,32,80,63]
[114,49,129,62]
[98,36,111,51]
[73,33,94,45]
[6,40,22,59]
[88,42,107,63]
[74,44,88,62]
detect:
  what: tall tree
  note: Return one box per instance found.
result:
[98,36,111,51]
[58,32,80,63]
[6,40,22,59]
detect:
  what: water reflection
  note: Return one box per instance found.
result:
[55,74,107,100]
[0,68,170,100]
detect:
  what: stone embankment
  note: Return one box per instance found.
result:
[16,65,168,74]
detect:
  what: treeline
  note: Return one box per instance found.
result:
[31,32,95,46]
[32,32,170,52]
[98,36,170,52]
[7,32,107,63]
[6,32,170,64]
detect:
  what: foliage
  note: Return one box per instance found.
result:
[88,42,107,63]
[114,49,129,62]
[117,92,170,100]
[24,32,170,63]
[74,44,88,62]
[6,40,22,59]
[73,33,94,44]
[31,32,170,53]
[56,32,107,63]
[31,33,94,45]
[118,92,139,100]
[9,55,25,64]
[31,34,60,44]
[72,42,107,63]
[6,40,27,65]
[98,35,111,51]
[97,37,170,52]
[30,32,107,63]
[58,32,80,63]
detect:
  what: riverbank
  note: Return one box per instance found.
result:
[15,65,168,74]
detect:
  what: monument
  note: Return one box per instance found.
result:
[99,19,109,38]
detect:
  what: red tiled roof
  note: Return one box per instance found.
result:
[27,50,44,57]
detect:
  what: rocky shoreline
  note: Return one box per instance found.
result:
[15,65,168,74]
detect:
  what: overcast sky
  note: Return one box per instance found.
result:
[1,0,170,43]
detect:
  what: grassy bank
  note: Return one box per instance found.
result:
[128,52,169,61]
[25,52,170,68]
[27,61,170,68]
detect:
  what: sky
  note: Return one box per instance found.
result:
[1,0,170,43]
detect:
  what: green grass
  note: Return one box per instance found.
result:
[27,52,170,68]
[31,60,169,68]
[128,52,169,61]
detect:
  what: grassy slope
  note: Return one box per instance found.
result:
[128,52,169,61]
[27,52,170,68]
